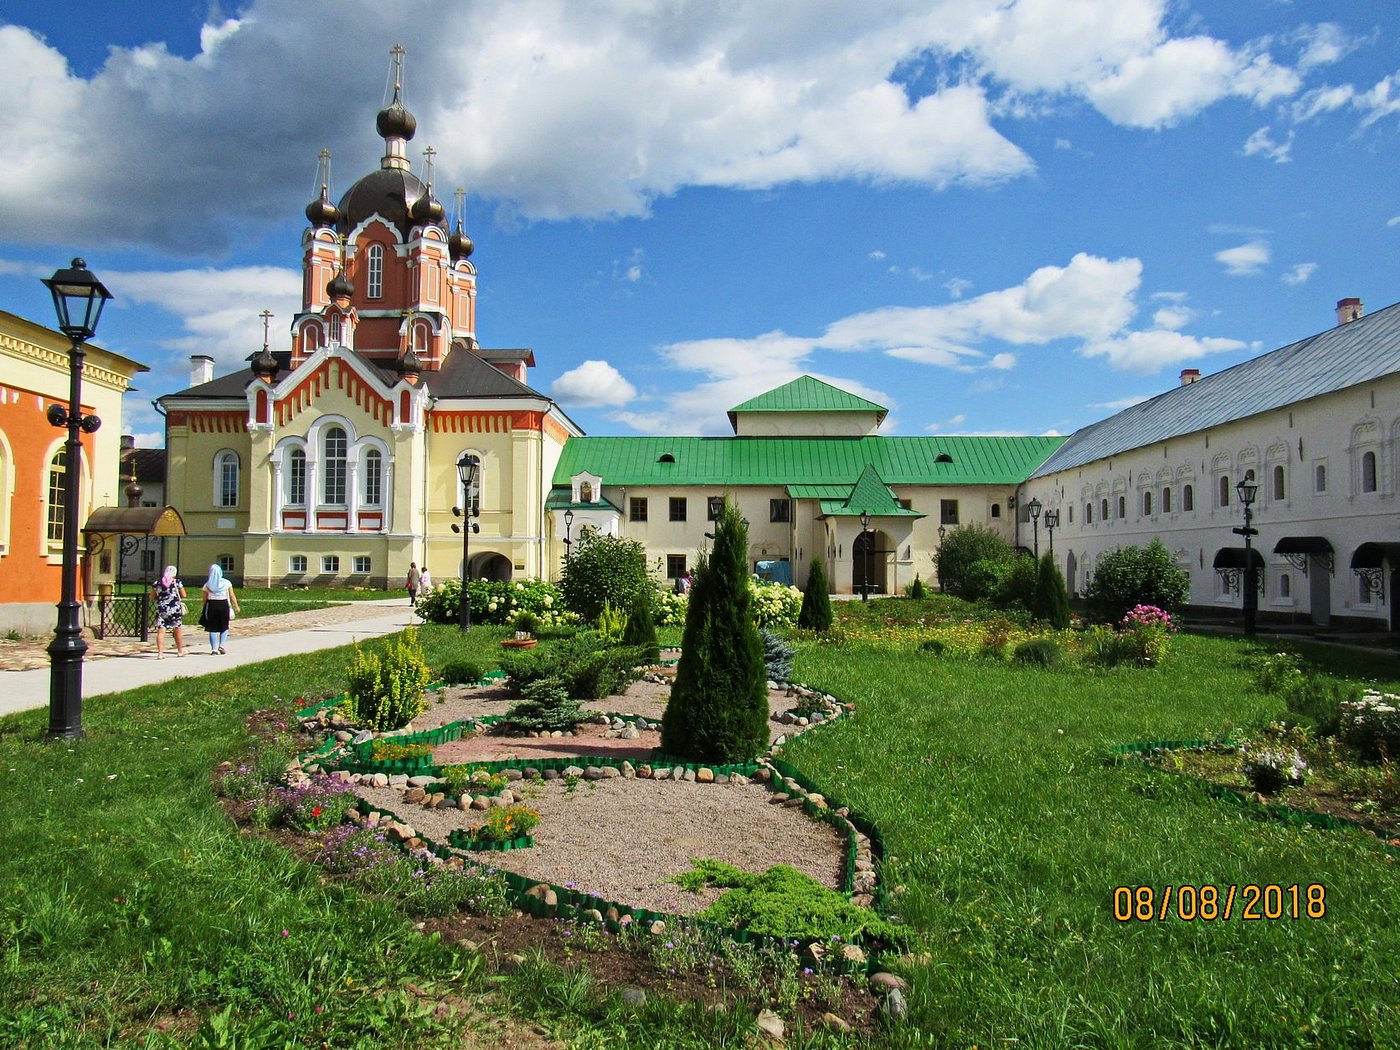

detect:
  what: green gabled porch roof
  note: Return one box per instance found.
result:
[544,487,622,514]
[818,463,923,518]
[727,376,888,431]
[552,434,1066,488]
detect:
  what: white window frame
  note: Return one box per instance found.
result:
[367,244,384,299]
[353,555,372,574]
[322,555,340,574]
[287,447,307,506]
[322,427,348,506]
[289,555,308,574]
[214,450,240,508]
[363,448,383,507]
[217,554,235,575]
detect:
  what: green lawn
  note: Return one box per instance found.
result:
[0,608,1396,1047]
[234,587,403,620]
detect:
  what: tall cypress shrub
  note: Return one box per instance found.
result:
[661,502,769,763]
[1031,553,1072,629]
[622,588,661,664]
[797,557,833,632]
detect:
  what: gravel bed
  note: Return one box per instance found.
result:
[356,776,846,916]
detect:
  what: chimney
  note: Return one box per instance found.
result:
[1179,368,1200,386]
[190,355,215,386]
[120,434,135,452]
[1336,297,1363,325]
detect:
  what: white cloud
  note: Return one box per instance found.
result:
[868,250,887,260]
[1242,126,1293,163]
[944,277,973,299]
[108,265,302,370]
[924,413,966,433]
[987,353,1017,371]
[1152,304,1194,330]
[614,248,645,284]
[550,360,638,408]
[1355,72,1400,127]
[0,0,1337,251]
[1082,329,1246,372]
[1215,240,1271,276]
[1389,216,1400,228]
[1282,262,1318,286]
[1090,395,1151,411]
[127,430,165,448]
[1291,83,1356,123]
[1293,23,1358,71]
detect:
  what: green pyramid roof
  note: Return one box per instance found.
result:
[819,463,924,518]
[727,376,888,431]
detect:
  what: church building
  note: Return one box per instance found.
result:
[159,51,581,589]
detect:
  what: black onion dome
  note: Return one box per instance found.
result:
[305,190,340,228]
[326,269,354,300]
[449,223,474,261]
[337,168,428,240]
[124,479,143,507]
[410,189,445,228]
[398,349,422,377]
[376,100,417,141]
[251,345,279,379]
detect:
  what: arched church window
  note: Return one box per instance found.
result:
[580,481,594,503]
[287,448,306,505]
[323,427,347,505]
[46,448,67,542]
[329,313,343,345]
[1362,451,1378,493]
[1183,484,1194,511]
[214,450,239,508]
[367,245,384,300]
[363,449,383,507]
[1272,464,1286,500]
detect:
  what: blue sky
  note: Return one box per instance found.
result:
[1,0,1396,446]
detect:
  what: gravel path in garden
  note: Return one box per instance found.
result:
[355,776,846,916]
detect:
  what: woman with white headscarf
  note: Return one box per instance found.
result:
[151,565,187,659]
[199,564,241,654]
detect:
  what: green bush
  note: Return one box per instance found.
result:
[1012,638,1063,667]
[439,659,484,686]
[501,633,646,700]
[1083,539,1189,624]
[560,532,653,621]
[1080,624,1136,668]
[596,600,626,642]
[622,589,661,664]
[662,501,770,763]
[1031,553,1072,628]
[963,558,1011,603]
[907,574,927,600]
[1283,676,1356,739]
[920,637,948,655]
[998,555,1039,609]
[343,628,431,731]
[416,577,574,629]
[937,524,1015,599]
[797,557,833,632]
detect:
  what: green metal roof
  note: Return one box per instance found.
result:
[552,434,1066,489]
[818,464,923,518]
[727,376,888,430]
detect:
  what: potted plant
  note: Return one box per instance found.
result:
[503,610,541,649]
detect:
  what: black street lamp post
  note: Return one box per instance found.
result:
[1233,478,1260,636]
[452,454,480,631]
[1027,496,1042,560]
[1043,508,1059,557]
[563,508,574,565]
[859,510,871,601]
[43,259,112,741]
[937,523,947,592]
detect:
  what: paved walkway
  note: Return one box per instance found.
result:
[0,599,422,719]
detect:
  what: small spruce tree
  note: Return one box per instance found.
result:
[1031,553,1072,629]
[661,502,769,763]
[909,574,927,600]
[760,628,795,684]
[622,588,661,663]
[797,557,833,632]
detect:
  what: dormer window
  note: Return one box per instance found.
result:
[570,471,603,505]
[658,453,675,463]
[580,481,594,503]
[935,453,953,464]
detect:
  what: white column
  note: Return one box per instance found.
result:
[306,461,319,533]
[383,459,394,533]
[345,452,360,534]
[270,461,284,532]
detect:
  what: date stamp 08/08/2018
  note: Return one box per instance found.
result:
[1112,884,1327,922]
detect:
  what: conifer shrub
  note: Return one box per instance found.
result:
[1012,637,1063,667]
[797,557,833,632]
[661,501,770,763]
[499,676,586,733]
[760,628,794,684]
[621,589,661,663]
[343,628,431,731]
[908,574,927,600]
[1031,552,1072,628]
[439,659,484,686]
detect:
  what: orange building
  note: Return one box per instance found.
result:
[0,310,148,634]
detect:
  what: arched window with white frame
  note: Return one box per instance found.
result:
[322,427,347,505]
[367,244,384,299]
[46,447,68,542]
[0,431,11,553]
[459,450,482,516]
[214,450,239,508]
[286,447,307,505]
[363,448,383,507]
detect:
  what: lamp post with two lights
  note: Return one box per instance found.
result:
[43,259,113,741]
[452,454,480,631]
[1043,508,1059,557]
[1233,478,1260,636]
[1027,496,1043,559]
[859,510,872,601]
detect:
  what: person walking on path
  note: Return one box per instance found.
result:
[151,566,187,659]
[406,562,421,607]
[199,564,241,655]
[418,567,432,596]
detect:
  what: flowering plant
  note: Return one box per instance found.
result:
[748,579,803,629]
[1239,745,1309,795]
[1340,690,1400,762]
[1116,604,1175,666]
[474,803,541,843]
[263,773,359,832]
